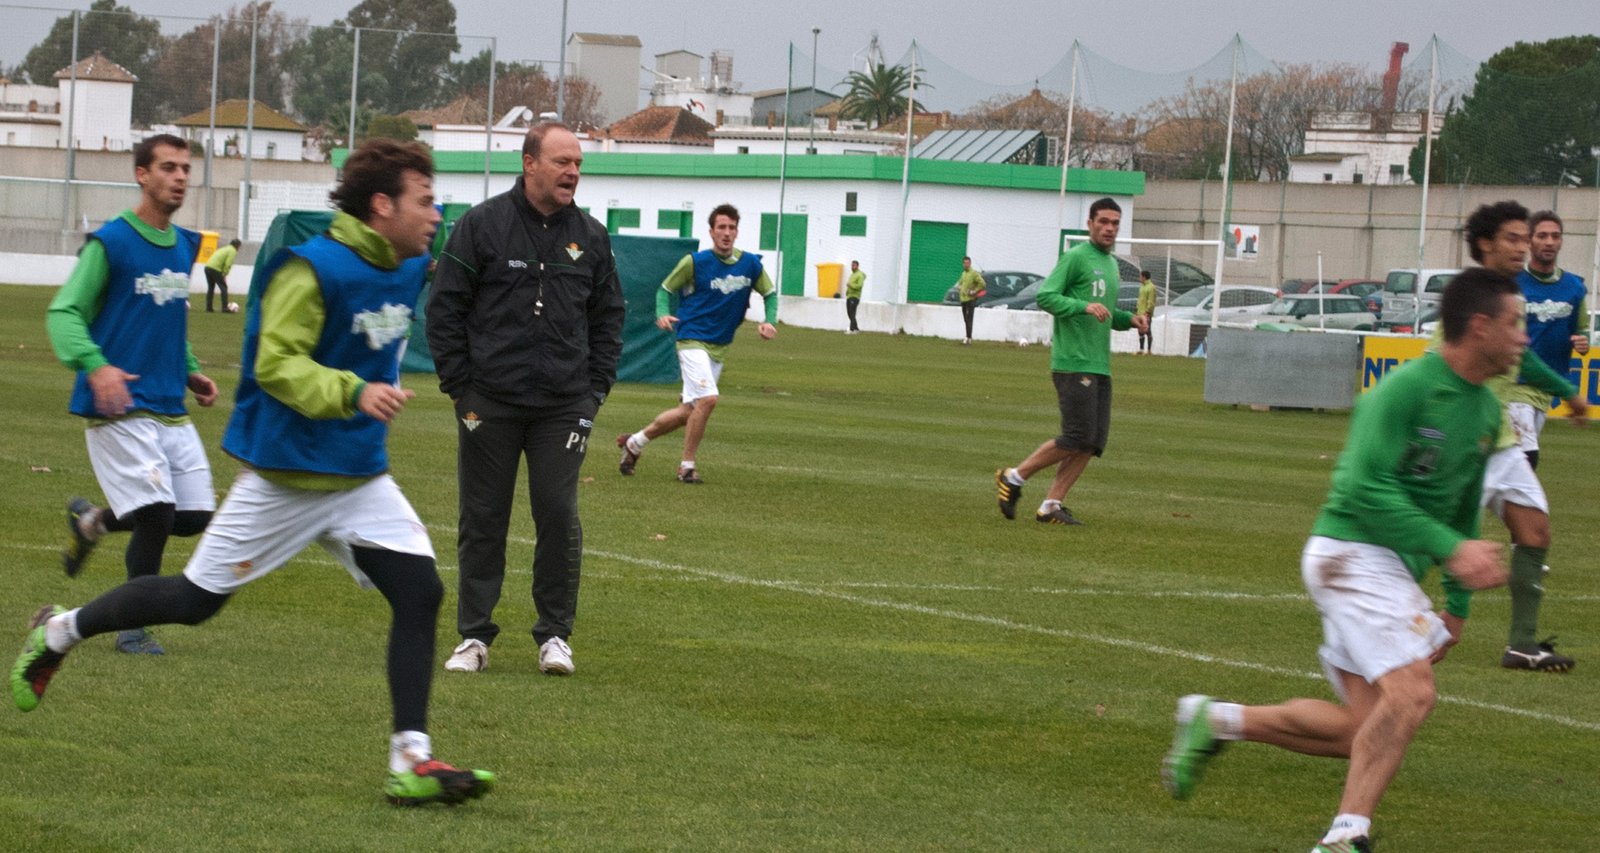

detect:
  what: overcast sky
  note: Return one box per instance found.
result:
[4,0,1594,109]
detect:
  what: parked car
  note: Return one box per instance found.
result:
[941,270,1044,306]
[985,279,1045,311]
[1317,279,1384,313]
[1277,278,1335,295]
[1153,285,1278,323]
[1257,295,1379,331]
[1380,304,1442,334]
[1138,255,1214,296]
[1377,267,1459,328]
[1116,281,1172,313]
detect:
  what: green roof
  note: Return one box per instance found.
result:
[333,149,1144,196]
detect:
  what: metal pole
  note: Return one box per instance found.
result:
[809,27,819,153]
[484,37,496,200]
[556,0,568,121]
[1417,37,1438,273]
[1590,148,1600,337]
[60,10,79,237]
[1056,41,1079,232]
[776,44,792,295]
[205,17,220,229]
[1208,35,1240,329]
[348,27,361,154]
[242,9,258,241]
[896,43,917,304]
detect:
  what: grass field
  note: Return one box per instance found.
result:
[1,282,1595,851]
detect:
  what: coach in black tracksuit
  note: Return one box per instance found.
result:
[426,123,624,675]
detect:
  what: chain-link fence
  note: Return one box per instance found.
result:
[2,5,1596,300]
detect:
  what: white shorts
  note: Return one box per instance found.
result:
[1505,402,1546,453]
[678,347,723,404]
[183,469,434,595]
[1481,444,1548,517]
[1300,536,1450,695]
[85,417,216,517]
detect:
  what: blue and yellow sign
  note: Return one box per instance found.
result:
[1361,336,1600,415]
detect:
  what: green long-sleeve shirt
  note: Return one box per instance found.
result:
[1311,352,1501,617]
[1036,241,1133,375]
[655,249,778,362]
[1427,322,1577,450]
[205,243,238,275]
[47,210,201,378]
[1136,280,1157,315]
[955,269,985,302]
[845,270,865,300]
[248,211,401,491]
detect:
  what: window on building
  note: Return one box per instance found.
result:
[840,215,867,237]
[657,209,693,237]
[1389,164,1405,182]
[845,192,857,212]
[1323,173,1334,182]
[1352,173,1363,184]
[737,146,749,154]
[606,208,641,234]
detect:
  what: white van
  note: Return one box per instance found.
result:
[1378,267,1461,328]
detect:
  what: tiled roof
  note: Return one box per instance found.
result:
[54,50,137,83]
[172,98,306,132]
[605,106,713,144]
[571,33,642,47]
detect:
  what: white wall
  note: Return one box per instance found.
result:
[432,169,1133,307]
[63,80,132,152]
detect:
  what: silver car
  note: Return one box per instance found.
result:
[1153,285,1278,323]
[1258,295,1379,331]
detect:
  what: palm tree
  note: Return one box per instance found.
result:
[837,62,928,128]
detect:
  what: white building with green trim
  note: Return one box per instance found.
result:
[422,150,1144,311]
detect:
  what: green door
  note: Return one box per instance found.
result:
[777,214,807,296]
[908,220,969,303]
[759,212,810,296]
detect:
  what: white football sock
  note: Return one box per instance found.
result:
[679,460,695,470]
[390,730,432,774]
[46,609,83,654]
[1322,814,1371,843]
[627,431,650,453]
[1208,701,1244,740]
[1038,499,1061,514]
[1004,468,1025,486]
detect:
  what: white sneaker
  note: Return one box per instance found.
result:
[444,639,488,672]
[538,637,574,675]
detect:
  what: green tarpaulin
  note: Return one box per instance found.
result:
[248,210,686,383]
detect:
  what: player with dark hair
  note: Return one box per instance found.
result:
[995,197,1147,525]
[1462,202,1585,672]
[1510,209,1589,471]
[616,202,778,484]
[203,238,242,313]
[46,131,217,655]
[955,256,984,344]
[14,138,495,807]
[1162,268,1520,853]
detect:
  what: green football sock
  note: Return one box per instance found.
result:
[1507,545,1547,650]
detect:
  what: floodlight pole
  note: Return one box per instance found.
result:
[1208,35,1240,330]
[485,36,496,200]
[348,27,361,155]
[556,0,568,121]
[776,43,792,295]
[809,27,819,153]
[1590,146,1600,336]
[60,10,78,239]
[205,19,219,229]
[242,9,258,241]
[1056,40,1079,232]
[896,43,918,304]
[1416,36,1438,276]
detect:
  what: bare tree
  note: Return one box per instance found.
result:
[1142,62,1384,181]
